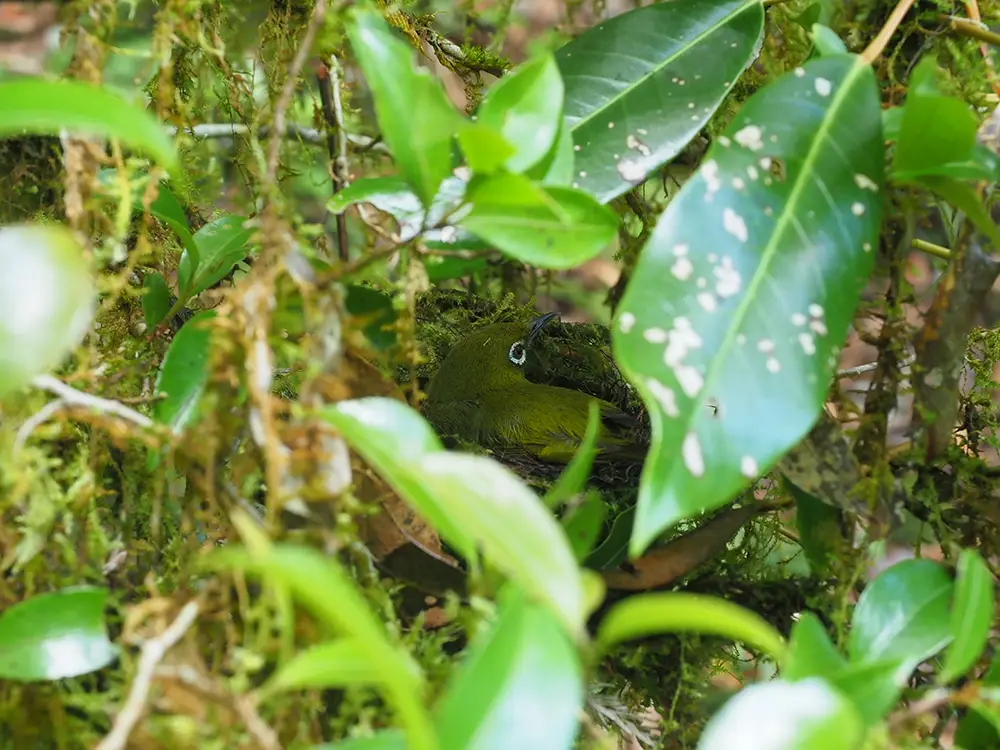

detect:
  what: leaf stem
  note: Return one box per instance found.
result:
[942,15,1000,49]
[912,238,952,260]
[861,0,916,64]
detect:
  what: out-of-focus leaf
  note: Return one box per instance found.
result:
[954,651,1000,748]
[262,639,384,697]
[142,272,172,329]
[596,592,786,661]
[544,402,601,508]
[561,493,607,562]
[614,55,884,555]
[423,254,489,282]
[314,733,406,750]
[916,176,1000,250]
[347,8,463,206]
[556,0,764,203]
[789,479,842,572]
[153,311,216,432]
[0,78,178,171]
[476,53,563,173]
[345,285,397,350]
[939,549,994,684]
[457,123,515,175]
[435,587,583,750]
[458,172,617,269]
[585,506,635,570]
[527,119,575,186]
[811,25,847,57]
[697,678,863,750]
[849,558,953,682]
[0,224,96,397]
[178,215,252,297]
[784,612,845,681]
[823,658,902,727]
[0,587,116,681]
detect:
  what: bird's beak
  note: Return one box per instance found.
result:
[527,311,560,345]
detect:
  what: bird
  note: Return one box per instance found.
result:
[422,312,647,463]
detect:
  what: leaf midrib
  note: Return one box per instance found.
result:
[565,0,761,134]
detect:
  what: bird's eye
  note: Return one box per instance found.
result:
[508,341,526,366]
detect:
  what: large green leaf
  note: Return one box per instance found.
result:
[476,53,564,173]
[261,639,386,697]
[556,0,765,203]
[153,311,216,432]
[435,588,583,750]
[0,224,96,397]
[849,558,953,682]
[784,612,845,681]
[347,8,463,206]
[615,55,884,555]
[698,678,863,750]
[0,587,116,681]
[178,215,253,298]
[940,549,993,684]
[142,272,172,329]
[0,79,177,171]
[457,172,617,269]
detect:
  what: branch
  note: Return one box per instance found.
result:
[96,601,201,750]
[316,57,351,261]
[168,123,389,154]
[423,27,508,78]
[30,375,154,429]
[862,0,916,64]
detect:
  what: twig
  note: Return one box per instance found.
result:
[96,601,201,750]
[945,15,1000,49]
[837,357,914,378]
[13,398,68,454]
[423,27,507,78]
[31,375,154,428]
[168,123,389,154]
[862,0,917,64]
[316,57,351,261]
[913,238,952,260]
[887,688,953,730]
[264,0,327,186]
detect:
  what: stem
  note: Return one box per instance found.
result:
[862,0,916,64]
[944,15,1000,48]
[912,238,952,260]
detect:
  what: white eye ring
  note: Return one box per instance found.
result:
[508,340,527,366]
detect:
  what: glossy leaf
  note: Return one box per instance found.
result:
[596,592,786,661]
[527,118,575,187]
[849,558,953,682]
[561,493,607,562]
[457,123,515,175]
[435,588,583,750]
[0,586,116,681]
[178,215,252,298]
[347,8,463,206]
[556,0,765,203]
[790,479,842,572]
[544,401,601,508]
[476,53,563,173]
[262,639,384,697]
[458,172,617,269]
[323,398,476,565]
[698,678,863,750]
[823,658,902,727]
[0,224,96,397]
[585,505,635,570]
[939,549,994,684]
[148,181,198,261]
[0,78,177,171]
[784,612,845,681]
[811,25,847,57]
[615,55,884,555]
[142,272,172,328]
[153,311,216,432]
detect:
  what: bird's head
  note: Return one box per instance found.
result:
[426,312,560,402]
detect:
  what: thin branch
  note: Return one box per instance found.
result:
[913,238,952,260]
[423,27,507,78]
[168,122,389,154]
[316,57,351,261]
[837,357,915,378]
[264,0,327,186]
[31,375,154,428]
[862,0,917,64]
[13,398,68,454]
[944,15,1000,49]
[96,601,201,750]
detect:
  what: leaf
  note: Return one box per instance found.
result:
[585,505,635,570]
[423,255,489,282]
[789,479,842,572]
[527,118,575,187]
[561,493,608,562]
[0,78,178,171]
[916,176,1000,250]
[476,53,564,173]
[614,55,884,555]
[323,398,477,565]
[697,678,863,750]
[893,57,981,181]
[178,215,253,298]
[0,586,116,681]
[153,311,216,433]
[345,285,397,351]
[148,181,198,261]
[457,172,617,269]
[823,658,902,727]
[811,25,847,57]
[596,592,786,661]
[142,272,172,328]
[848,558,953,682]
[457,123,516,175]
[347,8,463,206]
[784,612,845,682]
[261,639,385,697]
[416,453,586,633]
[955,651,1000,749]
[555,0,765,203]
[939,549,994,684]
[0,224,96,397]
[435,587,583,750]
[315,733,406,750]
[544,401,601,508]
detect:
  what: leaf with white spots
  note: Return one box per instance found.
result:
[613,55,884,556]
[556,0,764,204]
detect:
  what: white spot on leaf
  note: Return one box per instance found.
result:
[714,257,741,298]
[722,208,748,242]
[766,357,781,373]
[682,432,705,477]
[697,292,717,312]
[644,327,669,343]
[671,256,694,281]
[734,125,765,151]
[617,158,645,182]
[798,332,816,355]
[854,173,878,191]
[757,338,775,353]
[618,312,636,333]
[676,364,704,398]
[815,77,832,97]
[703,160,722,196]
[851,202,866,216]
[673,243,689,257]
[791,312,807,326]
[646,378,679,417]
[740,455,758,478]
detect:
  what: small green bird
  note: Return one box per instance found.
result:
[423,313,645,463]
